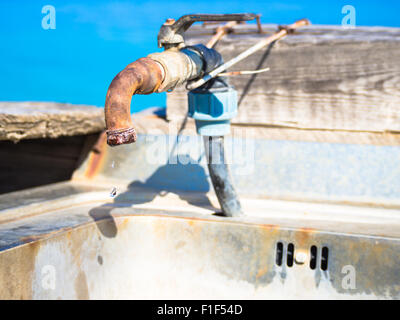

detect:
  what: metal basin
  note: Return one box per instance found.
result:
[1,181,400,299]
[2,129,400,299]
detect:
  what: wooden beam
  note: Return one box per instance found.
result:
[167,24,400,133]
[0,102,105,142]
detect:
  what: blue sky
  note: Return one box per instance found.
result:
[1,0,399,111]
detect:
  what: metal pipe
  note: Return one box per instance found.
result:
[105,49,205,147]
[203,136,242,217]
[104,57,164,146]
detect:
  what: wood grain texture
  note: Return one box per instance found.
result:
[132,114,400,146]
[167,24,400,133]
[0,102,105,142]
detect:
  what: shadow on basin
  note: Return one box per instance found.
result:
[89,159,217,238]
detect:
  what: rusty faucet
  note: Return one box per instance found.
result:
[104,58,164,146]
[104,14,257,146]
[104,14,310,217]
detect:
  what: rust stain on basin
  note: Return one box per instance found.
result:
[84,132,108,179]
[75,271,89,300]
[0,241,41,299]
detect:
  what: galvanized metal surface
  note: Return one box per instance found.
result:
[1,121,400,299]
[74,131,400,206]
[0,179,400,299]
[157,13,257,49]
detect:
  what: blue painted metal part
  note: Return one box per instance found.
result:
[188,86,238,136]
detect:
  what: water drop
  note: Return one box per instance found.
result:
[110,187,117,198]
[111,161,115,169]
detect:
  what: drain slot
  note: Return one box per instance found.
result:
[310,245,317,270]
[275,242,283,266]
[287,243,294,267]
[321,246,329,271]
[275,242,295,267]
[310,245,329,271]
[276,243,329,270]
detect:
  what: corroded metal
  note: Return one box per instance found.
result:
[2,117,400,299]
[84,132,107,179]
[0,186,400,299]
[104,50,205,146]
[106,127,137,147]
[148,49,203,92]
[73,126,400,205]
[105,13,262,147]
[104,58,164,146]
[157,13,257,49]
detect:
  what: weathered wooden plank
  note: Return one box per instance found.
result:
[132,114,400,146]
[0,102,105,142]
[167,24,400,133]
[0,102,105,193]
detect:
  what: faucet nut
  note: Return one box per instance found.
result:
[106,127,137,146]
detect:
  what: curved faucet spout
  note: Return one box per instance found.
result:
[104,45,220,147]
[104,57,164,146]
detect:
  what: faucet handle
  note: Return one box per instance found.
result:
[157,13,257,49]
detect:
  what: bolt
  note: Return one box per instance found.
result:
[295,251,308,264]
[165,18,175,25]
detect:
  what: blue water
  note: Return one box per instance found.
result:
[1,0,399,112]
